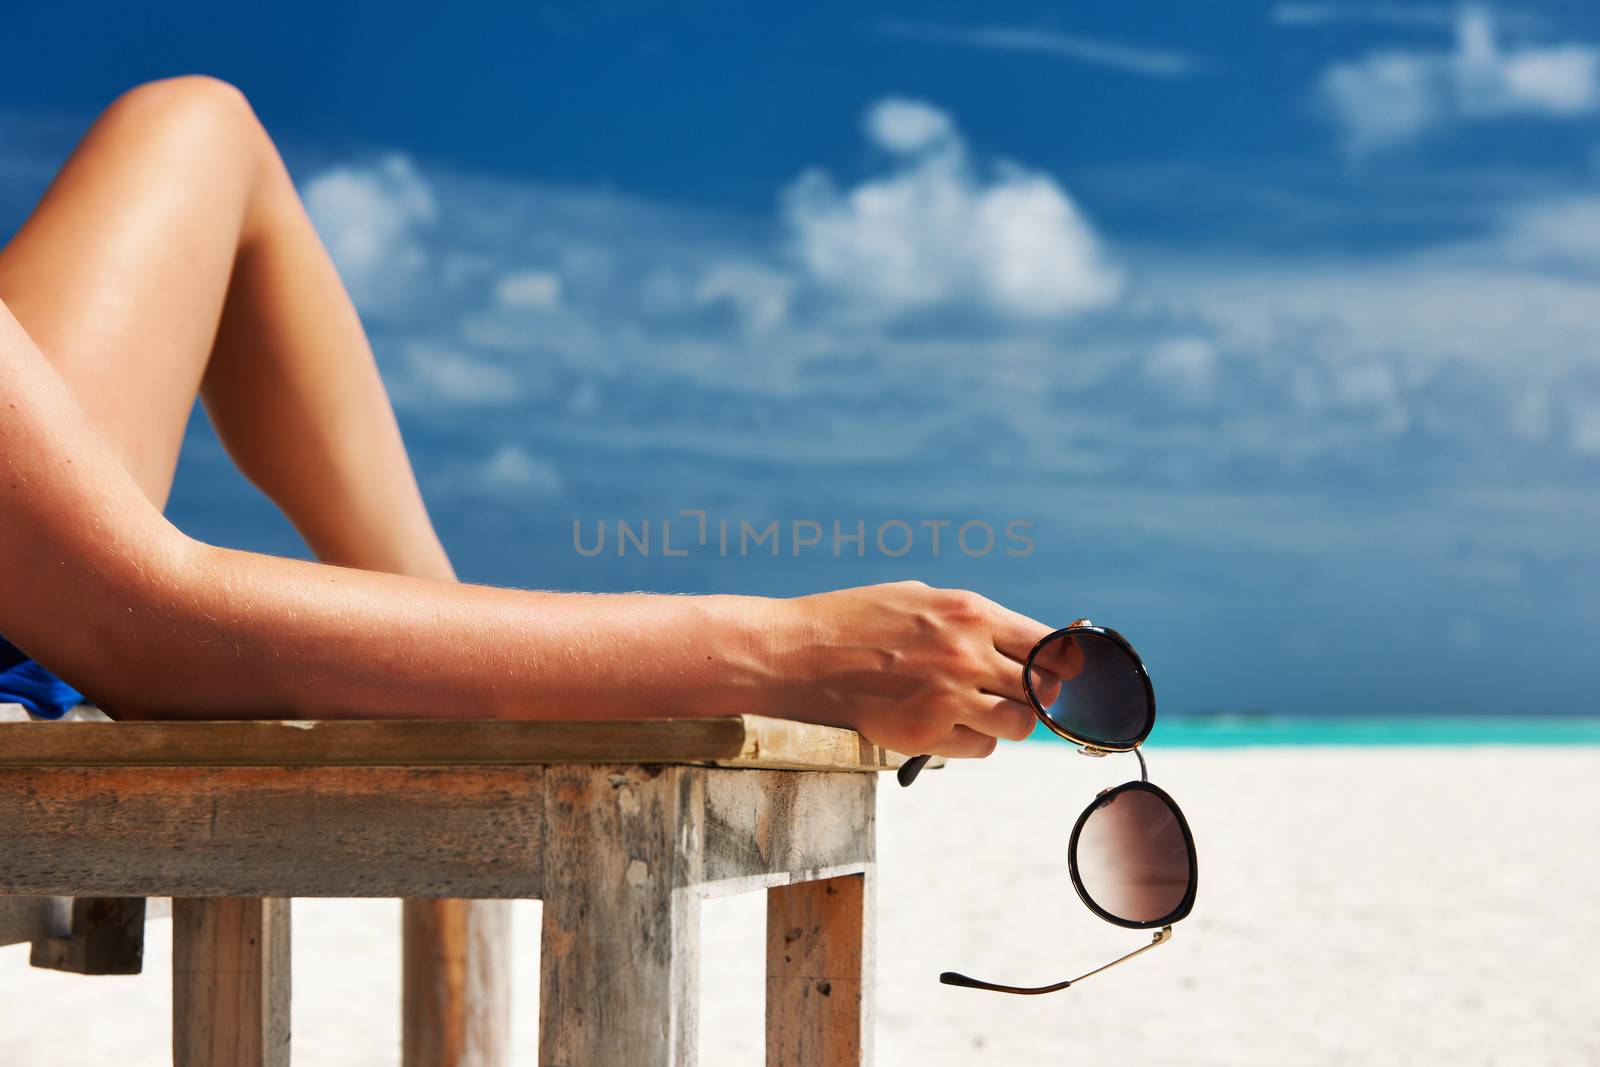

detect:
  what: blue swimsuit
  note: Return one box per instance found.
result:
[0,635,85,719]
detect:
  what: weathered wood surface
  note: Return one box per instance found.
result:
[0,766,546,898]
[702,769,874,896]
[0,714,932,772]
[29,896,146,974]
[402,899,511,1067]
[767,874,874,1066]
[532,766,875,1065]
[172,897,291,1067]
[0,765,875,901]
[539,765,704,1067]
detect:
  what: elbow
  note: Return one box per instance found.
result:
[57,530,210,720]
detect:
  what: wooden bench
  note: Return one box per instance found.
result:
[0,713,926,1066]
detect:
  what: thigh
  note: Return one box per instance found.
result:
[0,77,264,508]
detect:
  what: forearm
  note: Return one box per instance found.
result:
[104,537,814,723]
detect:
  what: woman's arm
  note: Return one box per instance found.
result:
[1,299,1046,755]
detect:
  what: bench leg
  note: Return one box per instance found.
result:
[539,765,703,1066]
[402,899,511,1067]
[172,897,291,1067]
[767,872,874,1066]
[30,896,147,975]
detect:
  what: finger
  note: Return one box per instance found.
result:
[922,723,1001,759]
[961,694,1037,742]
[1029,668,1063,706]
[982,597,1055,664]
[1030,632,1087,681]
[978,647,1033,705]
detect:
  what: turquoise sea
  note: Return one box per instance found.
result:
[1030,715,1600,748]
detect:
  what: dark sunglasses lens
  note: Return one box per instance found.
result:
[1027,632,1150,746]
[1074,787,1193,924]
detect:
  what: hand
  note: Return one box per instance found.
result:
[780,580,1056,758]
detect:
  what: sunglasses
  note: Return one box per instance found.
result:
[896,619,1198,995]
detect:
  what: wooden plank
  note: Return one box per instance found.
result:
[539,764,703,1067]
[0,895,69,948]
[0,766,544,898]
[0,764,879,900]
[721,716,915,772]
[172,897,291,1067]
[29,896,146,974]
[0,718,743,766]
[702,770,875,895]
[767,873,874,1066]
[402,899,511,1067]
[0,715,929,773]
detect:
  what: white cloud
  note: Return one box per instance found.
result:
[391,341,520,407]
[303,155,436,313]
[876,19,1206,78]
[1319,52,1441,152]
[1152,253,1598,376]
[633,259,795,335]
[865,98,956,155]
[323,141,1600,481]
[1286,356,1407,431]
[1273,4,1472,29]
[1485,196,1600,273]
[693,261,794,334]
[1455,11,1599,115]
[1316,7,1600,154]
[1509,386,1552,441]
[782,97,1121,320]
[1572,405,1600,455]
[277,104,1600,485]
[494,270,563,310]
[1145,337,1218,402]
[473,445,563,498]
[1144,244,1600,467]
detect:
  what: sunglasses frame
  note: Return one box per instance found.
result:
[920,617,1199,994]
[1022,621,1157,753]
[1067,778,1198,930]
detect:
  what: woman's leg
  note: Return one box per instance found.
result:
[0,75,452,580]
[0,76,502,1061]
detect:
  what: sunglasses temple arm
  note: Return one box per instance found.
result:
[899,746,1137,787]
[896,753,935,787]
[939,926,1173,995]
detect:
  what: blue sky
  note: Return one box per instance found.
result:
[4,2,1599,717]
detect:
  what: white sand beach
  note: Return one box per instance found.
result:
[3,744,1597,1066]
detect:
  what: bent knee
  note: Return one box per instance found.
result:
[105,75,261,139]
